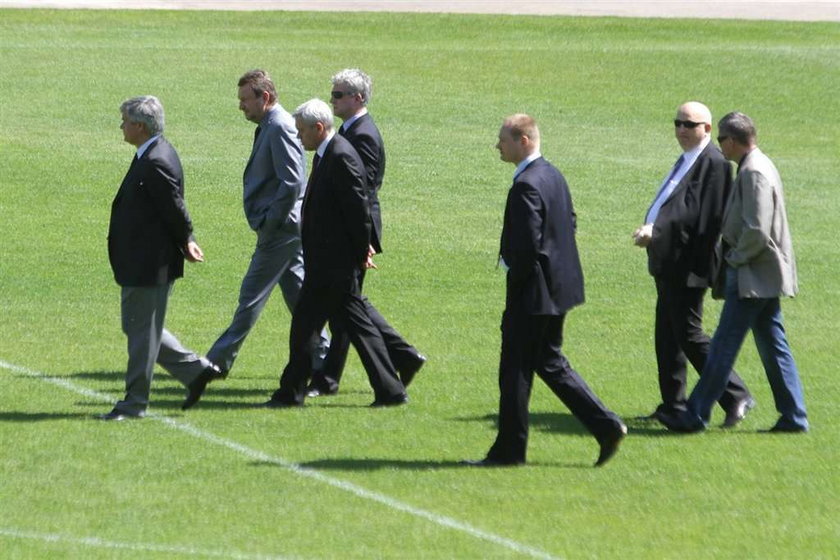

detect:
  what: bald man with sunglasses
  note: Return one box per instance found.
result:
[633,101,755,429]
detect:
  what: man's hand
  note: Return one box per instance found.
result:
[363,245,378,270]
[632,223,653,248]
[185,240,205,263]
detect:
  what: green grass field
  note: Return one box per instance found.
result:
[1,8,839,559]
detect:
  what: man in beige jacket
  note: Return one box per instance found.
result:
[657,112,808,433]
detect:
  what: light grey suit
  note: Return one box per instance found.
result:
[688,146,807,431]
[717,147,798,299]
[208,104,328,373]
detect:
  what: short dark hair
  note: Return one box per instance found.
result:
[718,111,756,146]
[238,69,277,104]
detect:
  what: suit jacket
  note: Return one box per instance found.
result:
[501,157,584,316]
[646,142,732,285]
[108,136,194,287]
[342,113,385,253]
[301,134,371,275]
[716,147,797,299]
[242,104,306,231]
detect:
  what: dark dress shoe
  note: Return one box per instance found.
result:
[460,457,524,467]
[765,423,808,433]
[182,363,223,410]
[260,398,302,409]
[655,409,705,433]
[399,353,426,388]
[369,393,409,408]
[96,409,145,421]
[634,411,658,421]
[595,422,627,467]
[722,397,757,428]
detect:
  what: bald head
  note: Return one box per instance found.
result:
[679,102,711,124]
[674,101,712,151]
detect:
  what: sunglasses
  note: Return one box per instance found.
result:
[674,119,704,129]
[717,136,729,144]
[331,90,354,100]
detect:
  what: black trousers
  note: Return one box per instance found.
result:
[273,269,404,404]
[654,276,752,414]
[488,311,622,464]
[310,268,419,392]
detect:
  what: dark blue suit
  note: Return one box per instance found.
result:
[310,113,423,393]
[487,157,623,464]
[108,137,192,287]
[271,134,404,405]
[645,142,752,416]
[107,136,207,415]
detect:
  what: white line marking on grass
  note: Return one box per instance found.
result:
[0,360,560,560]
[0,527,287,559]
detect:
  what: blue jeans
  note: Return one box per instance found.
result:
[688,266,808,430]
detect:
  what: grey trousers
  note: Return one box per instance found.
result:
[207,222,329,373]
[115,283,209,415]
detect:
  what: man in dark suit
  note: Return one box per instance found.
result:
[632,101,754,428]
[464,114,626,467]
[100,95,220,421]
[307,68,425,398]
[263,99,407,408]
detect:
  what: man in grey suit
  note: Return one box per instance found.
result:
[200,70,328,397]
[658,112,808,433]
[101,95,220,420]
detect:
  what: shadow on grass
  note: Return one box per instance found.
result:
[68,370,124,380]
[154,386,268,398]
[295,458,466,471]
[453,412,591,435]
[289,457,584,471]
[149,399,274,411]
[623,416,697,437]
[457,410,691,439]
[0,411,92,422]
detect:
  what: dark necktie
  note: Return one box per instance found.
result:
[338,125,347,137]
[663,154,685,186]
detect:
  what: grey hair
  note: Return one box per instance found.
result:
[331,68,372,105]
[293,99,334,131]
[718,111,757,146]
[120,95,165,136]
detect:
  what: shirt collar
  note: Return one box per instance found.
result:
[683,135,710,161]
[513,152,541,181]
[316,130,336,159]
[136,134,161,159]
[341,108,368,133]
